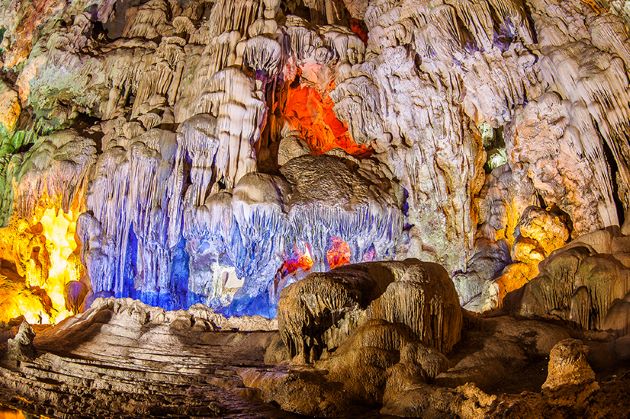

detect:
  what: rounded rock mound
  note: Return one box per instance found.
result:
[277,259,462,363]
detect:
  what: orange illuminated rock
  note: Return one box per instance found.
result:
[273,243,315,298]
[283,83,372,157]
[494,262,537,306]
[326,236,351,269]
[580,0,606,13]
[279,244,314,277]
[542,339,599,407]
[0,81,20,134]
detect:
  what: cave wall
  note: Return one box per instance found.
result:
[0,0,628,319]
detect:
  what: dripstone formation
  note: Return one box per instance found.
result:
[0,0,629,416]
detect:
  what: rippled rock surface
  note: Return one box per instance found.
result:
[0,0,629,318]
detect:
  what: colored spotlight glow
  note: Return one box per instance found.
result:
[0,202,84,324]
[326,236,351,269]
[279,243,314,277]
[283,82,372,157]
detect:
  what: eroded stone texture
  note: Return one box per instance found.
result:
[0,130,95,323]
[246,298,630,417]
[6,320,36,360]
[0,298,284,417]
[505,93,618,237]
[278,259,462,363]
[0,81,20,135]
[514,228,630,333]
[0,0,628,415]
[0,0,628,318]
[0,282,628,417]
[542,339,599,407]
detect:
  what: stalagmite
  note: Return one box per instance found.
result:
[0,0,629,415]
[278,259,462,362]
[514,228,630,332]
[542,339,599,407]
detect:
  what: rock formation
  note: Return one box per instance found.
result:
[1,258,630,416]
[542,339,599,407]
[278,259,462,363]
[242,260,630,417]
[0,0,629,415]
[6,321,36,360]
[0,298,283,417]
[512,227,630,334]
[0,0,627,321]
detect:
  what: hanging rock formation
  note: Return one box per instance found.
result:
[0,0,627,317]
[0,130,94,323]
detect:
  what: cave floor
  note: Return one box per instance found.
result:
[1,310,629,418]
[0,320,299,418]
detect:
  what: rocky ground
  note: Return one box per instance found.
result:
[0,299,293,418]
[245,259,629,418]
[1,262,629,418]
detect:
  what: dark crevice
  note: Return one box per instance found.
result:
[520,0,539,44]
[487,4,514,52]
[548,204,574,237]
[483,126,506,173]
[14,142,33,154]
[74,113,104,153]
[103,0,152,40]
[600,132,626,227]
[456,15,479,53]
[535,191,547,209]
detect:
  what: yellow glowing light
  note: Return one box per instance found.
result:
[0,201,83,324]
[0,408,28,419]
[40,207,78,320]
[580,0,605,13]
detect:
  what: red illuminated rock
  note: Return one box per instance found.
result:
[283,82,372,157]
[326,236,351,269]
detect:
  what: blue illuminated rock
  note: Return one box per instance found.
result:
[80,126,403,316]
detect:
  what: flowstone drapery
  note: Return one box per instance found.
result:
[0,0,628,318]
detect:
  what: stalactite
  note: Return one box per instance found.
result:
[1,0,628,321]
